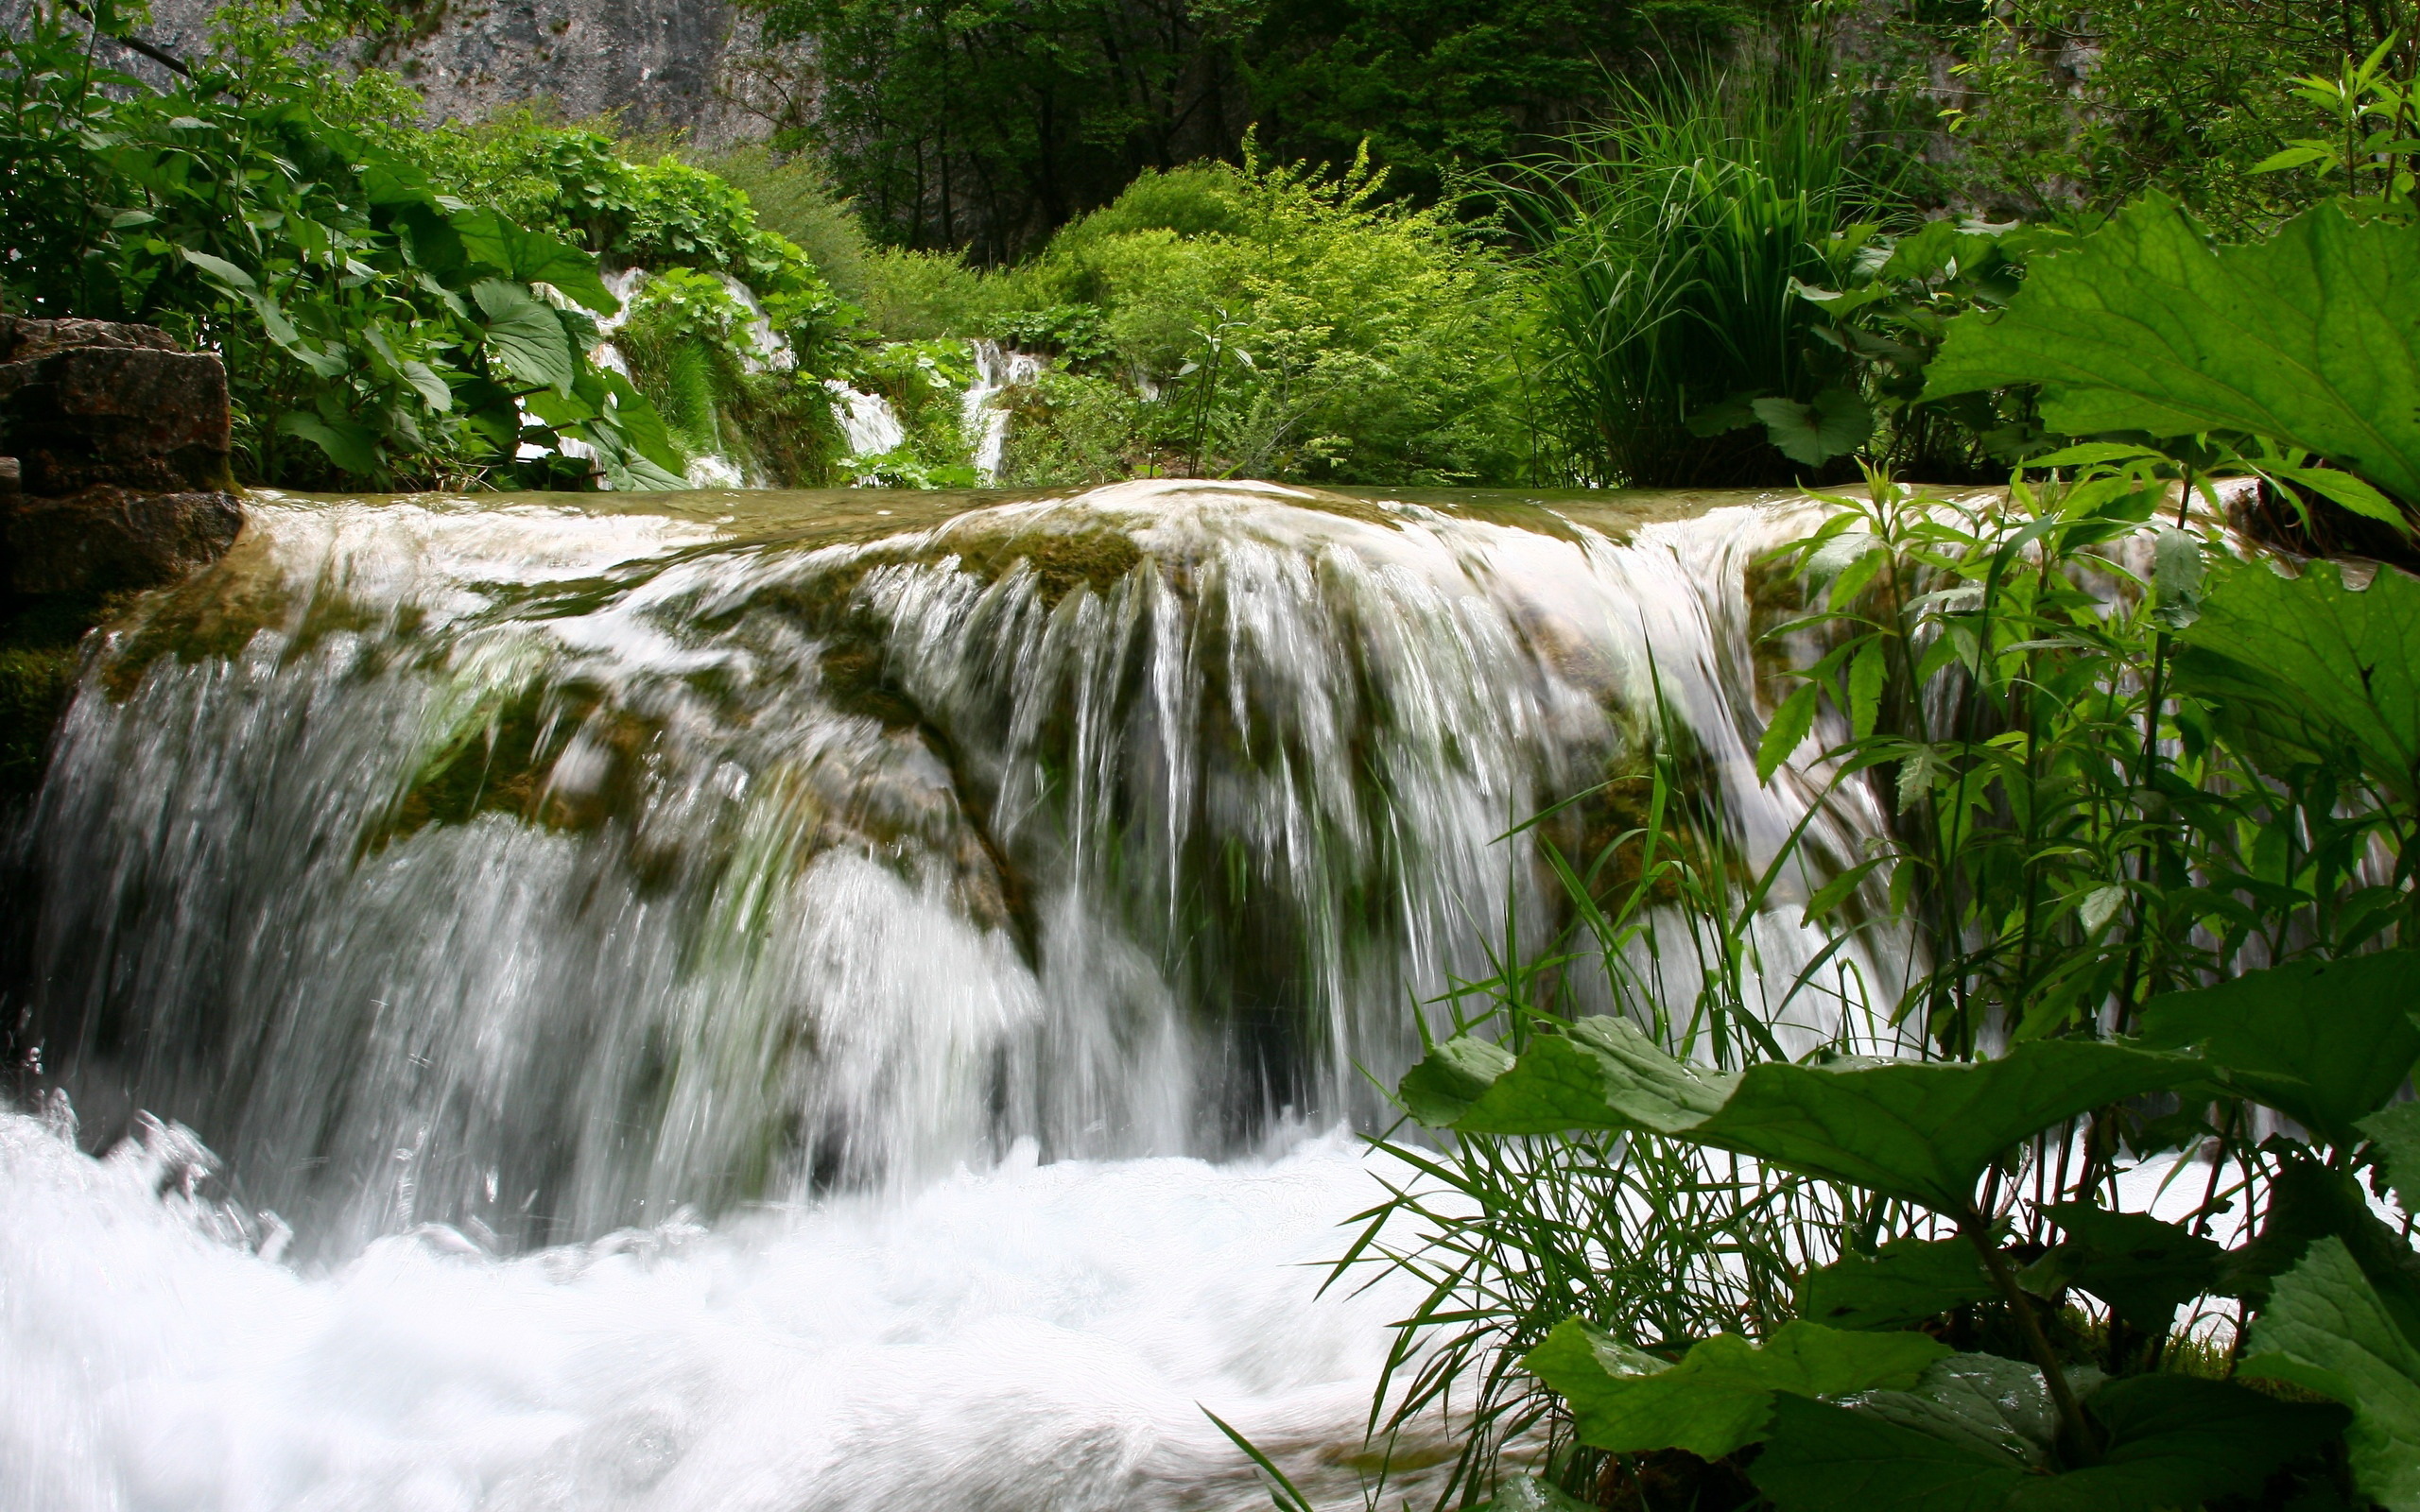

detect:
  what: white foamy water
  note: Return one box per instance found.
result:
[5,478,1887,1509]
[1,1108,1430,1512]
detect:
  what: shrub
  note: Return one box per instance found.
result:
[1517,44,1903,487]
[1009,147,1530,484]
[0,1,683,491]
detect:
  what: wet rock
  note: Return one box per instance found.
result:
[6,486,244,597]
[0,317,246,795]
[0,316,234,496]
[0,315,242,596]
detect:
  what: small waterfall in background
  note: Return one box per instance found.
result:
[960,339,1047,483]
[826,378,908,462]
[0,479,1890,1511]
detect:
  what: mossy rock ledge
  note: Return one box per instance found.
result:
[0,315,245,795]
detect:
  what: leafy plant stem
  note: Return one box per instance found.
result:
[1963,1209,2100,1463]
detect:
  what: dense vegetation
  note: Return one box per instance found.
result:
[9,3,2420,1505]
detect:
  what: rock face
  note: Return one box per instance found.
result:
[0,316,244,598]
[130,0,801,147]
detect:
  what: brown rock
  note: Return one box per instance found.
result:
[0,314,233,494]
[5,485,244,596]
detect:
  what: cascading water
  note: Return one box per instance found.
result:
[0,479,1887,1511]
[959,340,1047,483]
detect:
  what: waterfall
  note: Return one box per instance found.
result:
[1,479,1888,1510]
[826,379,908,462]
[959,339,1047,483]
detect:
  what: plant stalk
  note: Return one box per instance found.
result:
[1962,1213,2099,1464]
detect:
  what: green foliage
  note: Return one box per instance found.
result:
[683,144,876,304]
[2170,556,2420,808]
[2138,954,2420,1143]
[1800,1237,1994,1332]
[0,1,684,490]
[1907,0,2418,233]
[1347,190,2420,1493]
[752,0,1772,257]
[1927,196,2420,524]
[1790,215,2063,480]
[1519,46,1897,486]
[1754,1375,2346,1512]
[2244,1238,2420,1510]
[616,266,849,487]
[1525,1319,1946,1459]
[1406,1024,2205,1213]
[1011,152,1526,482]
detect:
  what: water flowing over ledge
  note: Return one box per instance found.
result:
[2,477,1901,1510]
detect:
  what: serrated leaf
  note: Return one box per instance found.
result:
[2077,884,2125,935]
[2012,1375,2345,1511]
[2137,952,2420,1143]
[1525,1318,1946,1459]
[451,208,618,314]
[1847,638,1886,738]
[1924,195,2420,510]
[1752,1393,2026,1512]
[472,280,578,395]
[1758,682,1821,783]
[1800,1237,1994,1331]
[2027,1203,2226,1331]
[1400,1022,2204,1212]
[2241,1238,2420,1511]
[2171,558,2420,803]
[2360,1100,2420,1215]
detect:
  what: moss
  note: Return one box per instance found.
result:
[363,682,660,852]
[0,588,127,796]
[0,644,79,796]
[945,525,1145,607]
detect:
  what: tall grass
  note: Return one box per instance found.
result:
[1519,45,1902,489]
[1336,464,2414,1507]
[1340,698,1908,1503]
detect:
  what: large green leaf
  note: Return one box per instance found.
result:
[1924,195,2420,507]
[2361,1100,2420,1216]
[1848,1352,2070,1469]
[276,410,378,475]
[451,208,619,315]
[1524,1317,1946,1459]
[2138,952,2420,1143]
[2025,1203,2226,1332]
[2013,1375,2346,1511]
[2171,559,2420,805]
[2241,1237,2420,1511]
[1755,1369,2342,1512]
[472,280,579,396]
[1401,1022,2204,1211]
[1799,1236,1995,1331]
[1751,1393,2027,1512]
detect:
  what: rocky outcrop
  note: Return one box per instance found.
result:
[126,0,805,147]
[0,316,243,598]
[1,315,245,794]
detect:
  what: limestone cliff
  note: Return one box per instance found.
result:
[130,0,809,146]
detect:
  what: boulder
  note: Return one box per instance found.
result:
[0,315,234,496]
[0,314,242,599]
[6,485,244,596]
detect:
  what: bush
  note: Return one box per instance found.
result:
[1006,148,1530,484]
[996,371,1144,487]
[617,266,846,487]
[0,2,683,491]
[682,145,876,305]
[1517,43,1903,487]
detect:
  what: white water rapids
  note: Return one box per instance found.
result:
[1,479,1888,1511]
